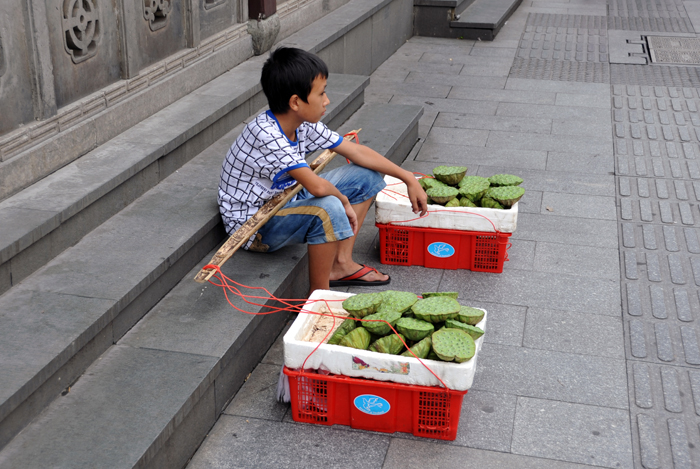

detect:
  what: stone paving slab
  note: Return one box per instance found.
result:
[406,71,508,88]
[187,415,392,469]
[513,213,619,248]
[434,110,553,133]
[415,141,549,169]
[441,269,620,314]
[547,150,616,174]
[473,343,629,408]
[523,308,625,358]
[0,345,218,469]
[511,397,634,468]
[383,437,596,468]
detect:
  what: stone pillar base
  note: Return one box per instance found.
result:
[247,14,281,56]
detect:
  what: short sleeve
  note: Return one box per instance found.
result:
[303,121,343,154]
[253,126,307,181]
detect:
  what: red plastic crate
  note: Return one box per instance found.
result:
[376,223,511,272]
[284,367,467,440]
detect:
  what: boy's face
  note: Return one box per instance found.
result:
[294,75,330,123]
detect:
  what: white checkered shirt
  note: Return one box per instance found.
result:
[218,110,342,248]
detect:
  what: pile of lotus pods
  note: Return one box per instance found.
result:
[328,290,485,363]
[420,166,525,210]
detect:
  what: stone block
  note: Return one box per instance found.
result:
[441,269,621,314]
[416,142,548,170]
[514,213,618,249]
[0,345,218,468]
[474,343,629,408]
[424,126,490,146]
[539,192,617,220]
[0,1,36,135]
[223,363,289,421]
[0,262,9,296]
[555,92,612,109]
[406,71,507,89]
[371,0,413,72]
[383,438,588,468]
[187,414,391,468]
[317,36,345,74]
[342,18,373,76]
[199,0,240,42]
[454,389,517,451]
[524,308,625,358]
[434,112,551,134]
[45,0,122,108]
[511,397,633,468]
[448,86,555,104]
[547,150,615,175]
[0,288,114,448]
[533,242,620,279]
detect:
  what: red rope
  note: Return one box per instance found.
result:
[203,264,450,389]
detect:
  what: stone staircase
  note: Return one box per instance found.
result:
[413,0,523,40]
[0,0,422,467]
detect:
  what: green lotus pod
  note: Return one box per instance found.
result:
[480,196,504,210]
[431,328,476,363]
[422,292,459,299]
[342,292,384,318]
[445,197,460,207]
[458,175,490,189]
[459,197,477,207]
[338,327,371,349]
[445,319,485,340]
[396,317,435,341]
[488,174,523,187]
[327,318,357,345]
[401,336,432,359]
[456,306,485,326]
[369,333,406,355]
[486,186,525,208]
[419,177,449,191]
[361,310,403,336]
[427,349,440,361]
[411,296,461,324]
[377,290,419,315]
[425,186,459,204]
[432,166,468,186]
[458,179,490,203]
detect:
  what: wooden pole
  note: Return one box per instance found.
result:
[194,130,360,283]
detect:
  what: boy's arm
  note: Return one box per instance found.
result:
[287,167,359,234]
[334,140,428,216]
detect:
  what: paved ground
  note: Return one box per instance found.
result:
[187,1,700,467]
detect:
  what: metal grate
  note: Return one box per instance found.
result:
[647,36,700,64]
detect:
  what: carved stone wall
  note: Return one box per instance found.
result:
[0,1,40,136]
[0,0,248,137]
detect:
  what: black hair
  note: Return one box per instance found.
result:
[261,47,329,114]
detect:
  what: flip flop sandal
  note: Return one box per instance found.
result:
[329,264,391,287]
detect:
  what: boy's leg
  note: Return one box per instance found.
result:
[308,164,389,284]
[329,198,388,283]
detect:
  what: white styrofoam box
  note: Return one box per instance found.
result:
[283,290,486,391]
[376,175,518,233]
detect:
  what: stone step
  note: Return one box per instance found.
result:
[0,0,413,298]
[413,0,522,40]
[450,0,524,40]
[0,102,423,469]
[0,71,368,453]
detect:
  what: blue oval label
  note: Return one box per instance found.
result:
[427,242,455,258]
[353,394,391,415]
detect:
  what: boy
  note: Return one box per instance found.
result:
[218,47,427,295]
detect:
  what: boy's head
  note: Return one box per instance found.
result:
[261,47,329,115]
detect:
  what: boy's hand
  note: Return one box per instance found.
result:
[344,202,359,235]
[406,178,429,216]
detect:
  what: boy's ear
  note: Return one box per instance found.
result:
[288,94,301,111]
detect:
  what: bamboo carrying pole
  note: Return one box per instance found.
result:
[194,130,360,283]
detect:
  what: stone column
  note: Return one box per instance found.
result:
[24,0,56,120]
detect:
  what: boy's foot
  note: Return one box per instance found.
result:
[329,264,390,287]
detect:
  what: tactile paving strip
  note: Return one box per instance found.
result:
[613,84,700,188]
[509,57,610,82]
[627,362,700,468]
[616,84,700,467]
[611,64,700,87]
[608,0,693,33]
[512,14,610,81]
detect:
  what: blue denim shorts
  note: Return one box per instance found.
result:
[256,164,386,251]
